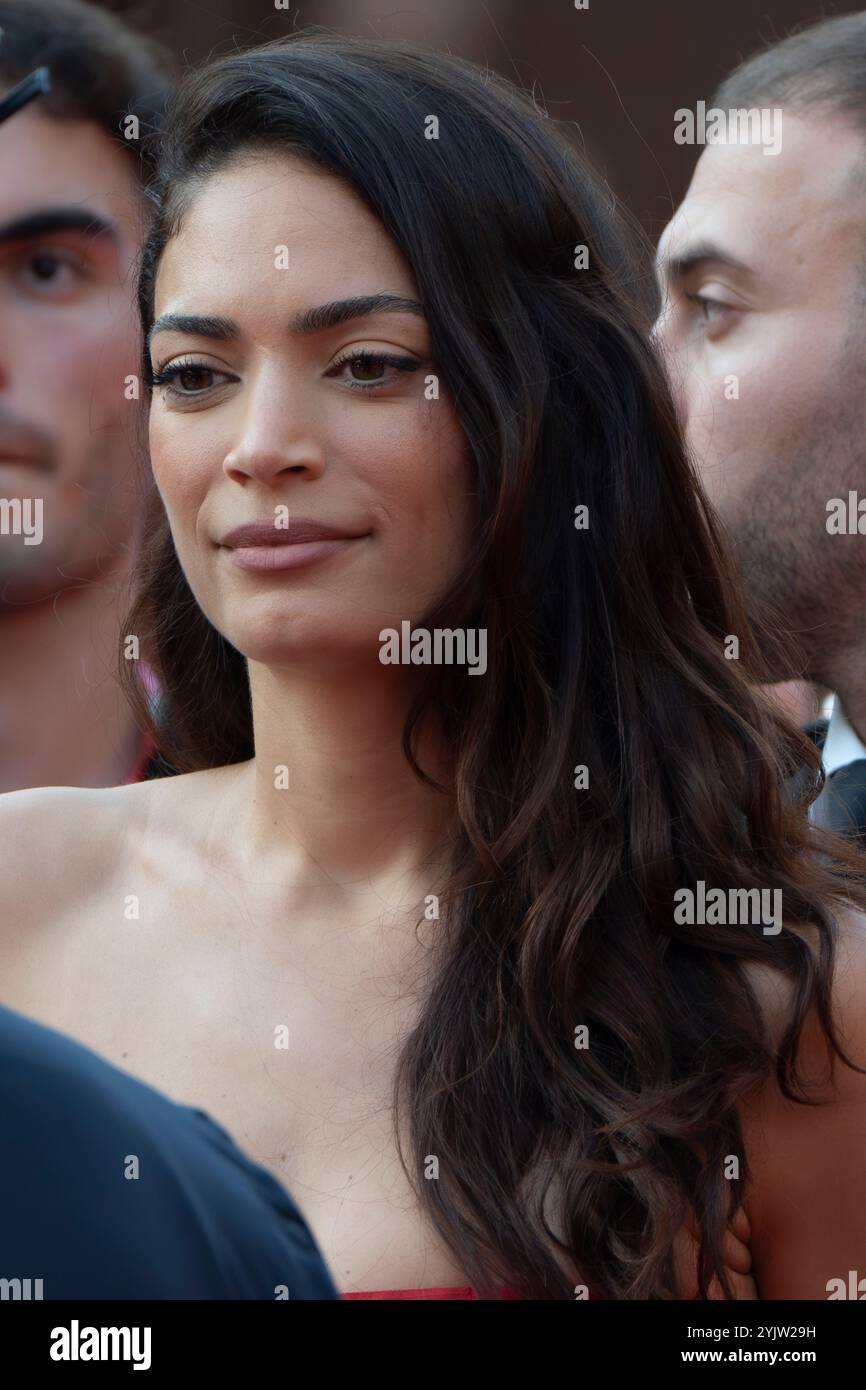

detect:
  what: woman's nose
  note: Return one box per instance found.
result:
[222,367,327,485]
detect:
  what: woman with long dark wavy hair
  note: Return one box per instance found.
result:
[2,30,866,1301]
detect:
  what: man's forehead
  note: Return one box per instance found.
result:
[0,102,141,222]
[657,187,753,276]
[658,110,866,273]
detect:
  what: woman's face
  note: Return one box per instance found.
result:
[148,152,474,671]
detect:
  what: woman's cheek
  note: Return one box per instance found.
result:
[148,415,212,508]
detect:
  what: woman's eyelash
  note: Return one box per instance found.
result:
[149,349,421,396]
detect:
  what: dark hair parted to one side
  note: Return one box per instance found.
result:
[124,30,866,1299]
[712,10,866,120]
[0,0,175,182]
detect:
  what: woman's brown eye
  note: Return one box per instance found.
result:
[177,367,212,391]
[151,363,224,395]
[349,357,383,381]
[328,349,420,392]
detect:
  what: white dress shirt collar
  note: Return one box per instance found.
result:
[822,693,866,775]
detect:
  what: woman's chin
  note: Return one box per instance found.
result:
[228,625,385,675]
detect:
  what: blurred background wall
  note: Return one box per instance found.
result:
[102,0,863,239]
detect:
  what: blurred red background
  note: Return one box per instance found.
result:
[102,0,861,236]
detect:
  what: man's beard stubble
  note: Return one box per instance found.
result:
[721,381,866,687]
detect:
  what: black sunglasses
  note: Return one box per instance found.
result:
[0,67,51,125]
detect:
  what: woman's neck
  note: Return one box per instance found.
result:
[231,658,456,892]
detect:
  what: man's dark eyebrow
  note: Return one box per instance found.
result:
[659,241,752,285]
[0,207,117,247]
[147,294,425,348]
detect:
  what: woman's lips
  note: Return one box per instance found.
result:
[224,536,367,572]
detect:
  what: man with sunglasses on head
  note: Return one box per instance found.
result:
[0,0,169,791]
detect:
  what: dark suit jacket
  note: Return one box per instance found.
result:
[0,1005,338,1299]
[803,716,866,849]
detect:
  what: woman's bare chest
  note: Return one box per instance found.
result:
[10,874,463,1294]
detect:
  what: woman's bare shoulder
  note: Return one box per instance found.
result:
[0,782,133,901]
[0,765,243,918]
[738,898,866,1053]
[739,898,866,1297]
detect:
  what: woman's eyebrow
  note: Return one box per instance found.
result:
[291,293,425,334]
[147,292,426,349]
